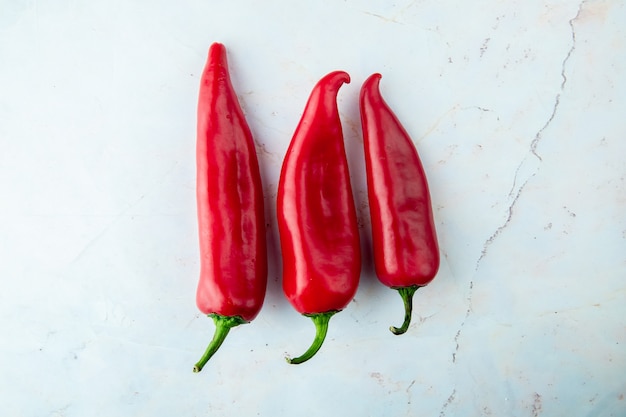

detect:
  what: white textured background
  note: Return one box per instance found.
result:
[1,1,625,416]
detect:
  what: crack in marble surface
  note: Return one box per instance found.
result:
[439,3,587,414]
[438,389,457,417]
[528,1,584,161]
[452,281,473,364]
[405,380,416,411]
[478,0,585,269]
[477,175,533,270]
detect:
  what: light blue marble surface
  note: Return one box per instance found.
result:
[1,1,624,416]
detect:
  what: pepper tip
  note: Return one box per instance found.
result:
[321,70,351,89]
[364,73,382,88]
[207,42,227,64]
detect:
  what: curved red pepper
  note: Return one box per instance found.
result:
[193,43,267,372]
[277,71,361,364]
[360,73,440,335]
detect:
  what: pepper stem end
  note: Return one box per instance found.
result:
[193,314,246,373]
[286,311,338,365]
[389,286,420,335]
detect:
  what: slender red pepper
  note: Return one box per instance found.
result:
[359,73,440,335]
[277,71,361,364]
[193,43,267,372]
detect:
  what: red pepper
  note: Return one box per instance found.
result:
[193,43,267,372]
[277,71,361,364]
[359,73,440,335]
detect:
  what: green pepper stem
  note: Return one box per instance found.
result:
[286,311,338,365]
[193,314,246,373]
[390,286,420,335]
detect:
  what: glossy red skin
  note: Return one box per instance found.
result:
[360,73,439,288]
[196,43,267,322]
[277,71,361,315]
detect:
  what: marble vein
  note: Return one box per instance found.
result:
[438,389,456,417]
[477,0,586,269]
[452,281,474,364]
[439,2,588,414]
